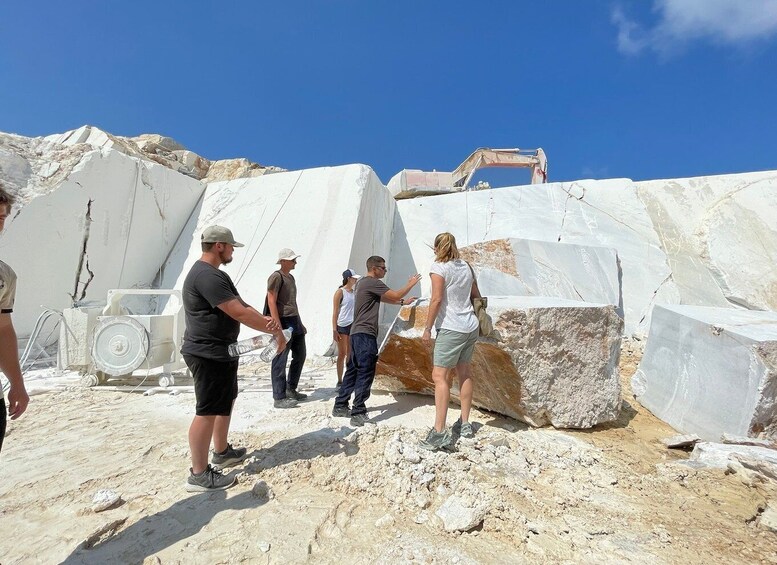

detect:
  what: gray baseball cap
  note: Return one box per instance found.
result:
[201,225,244,247]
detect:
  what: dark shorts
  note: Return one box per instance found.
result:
[336,324,352,335]
[184,354,239,416]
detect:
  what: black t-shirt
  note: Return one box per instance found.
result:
[349,276,390,337]
[181,260,241,361]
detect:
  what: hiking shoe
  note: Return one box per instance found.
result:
[331,405,351,418]
[350,413,369,427]
[211,443,247,469]
[186,465,236,492]
[274,398,298,409]
[419,427,454,451]
[453,418,475,439]
[286,388,308,401]
[460,422,474,439]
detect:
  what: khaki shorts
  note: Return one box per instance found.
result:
[433,328,479,368]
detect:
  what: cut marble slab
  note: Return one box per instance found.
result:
[459,238,621,313]
[374,296,623,428]
[633,305,777,441]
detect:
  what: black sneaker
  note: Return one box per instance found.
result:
[350,413,369,427]
[274,398,298,409]
[211,443,247,469]
[331,405,351,417]
[186,465,236,492]
[419,428,454,451]
[286,388,308,401]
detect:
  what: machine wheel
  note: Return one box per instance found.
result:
[81,374,99,388]
[158,373,175,388]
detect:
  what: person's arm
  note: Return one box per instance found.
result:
[471,277,482,300]
[266,272,282,328]
[219,299,286,352]
[0,314,28,420]
[382,273,422,304]
[421,273,445,346]
[332,288,343,342]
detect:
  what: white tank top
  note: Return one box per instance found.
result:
[337,287,356,326]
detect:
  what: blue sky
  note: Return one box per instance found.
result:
[1,1,776,186]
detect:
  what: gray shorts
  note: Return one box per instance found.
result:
[433,328,479,368]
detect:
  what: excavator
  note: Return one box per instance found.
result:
[387,147,548,199]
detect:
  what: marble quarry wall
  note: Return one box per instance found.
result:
[2,126,777,434]
[0,135,205,339]
[391,171,777,337]
[159,164,397,354]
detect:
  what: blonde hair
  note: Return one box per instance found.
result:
[434,232,459,263]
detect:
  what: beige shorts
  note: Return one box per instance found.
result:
[433,328,479,368]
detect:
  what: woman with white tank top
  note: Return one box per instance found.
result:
[332,268,360,389]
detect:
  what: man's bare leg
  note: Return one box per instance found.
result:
[189,415,217,474]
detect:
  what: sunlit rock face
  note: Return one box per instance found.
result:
[390,171,777,337]
[375,297,623,428]
[44,125,283,181]
[633,305,777,441]
[160,164,396,354]
[0,137,205,339]
[459,238,622,313]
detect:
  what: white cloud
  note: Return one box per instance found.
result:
[612,0,777,55]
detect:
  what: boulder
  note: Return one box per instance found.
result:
[633,305,777,440]
[375,297,622,428]
[435,494,488,532]
[688,442,777,479]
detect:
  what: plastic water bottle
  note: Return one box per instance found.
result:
[259,329,293,362]
[228,334,274,358]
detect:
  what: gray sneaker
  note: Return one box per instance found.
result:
[274,398,298,409]
[211,443,247,469]
[419,428,454,451]
[286,388,308,401]
[186,465,236,492]
[453,418,475,439]
[332,405,351,417]
[350,413,369,427]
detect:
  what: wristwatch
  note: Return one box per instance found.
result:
[399,298,405,305]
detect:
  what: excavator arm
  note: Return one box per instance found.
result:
[451,148,548,188]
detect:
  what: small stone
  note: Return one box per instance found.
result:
[661,434,701,449]
[251,480,273,501]
[435,494,487,532]
[418,472,435,485]
[402,446,422,464]
[414,512,429,524]
[375,513,395,528]
[757,504,777,533]
[720,433,775,448]
[257,541,271,552]
[91,489,121,512]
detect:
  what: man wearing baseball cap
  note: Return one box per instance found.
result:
[181,225,284,491]
[265,247,308,408]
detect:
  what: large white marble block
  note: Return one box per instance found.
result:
[160,164,398,354]
[632,305,777,440]
[459,238,621,312]
[375,296,623,428]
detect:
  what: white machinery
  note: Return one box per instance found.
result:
[58,289,185,387]
[386,147,548,199]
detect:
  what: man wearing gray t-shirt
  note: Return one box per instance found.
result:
[332,255,421,426]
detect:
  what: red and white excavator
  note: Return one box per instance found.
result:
[387,147,548,199]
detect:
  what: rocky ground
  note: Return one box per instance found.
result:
[1,344,776,564]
